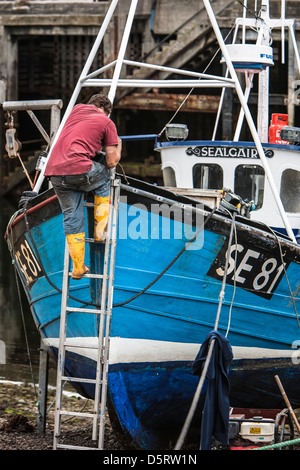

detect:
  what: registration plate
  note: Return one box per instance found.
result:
[207,238,291,299]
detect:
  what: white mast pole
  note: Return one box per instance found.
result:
[108,0,139,106]
[33,0,120,193]
[202,0,296,243]
[281,0,286,63]
[257,3,270,143]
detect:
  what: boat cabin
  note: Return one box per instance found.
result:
[155,130,300,241]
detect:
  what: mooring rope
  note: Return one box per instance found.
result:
[13,268,38,401]
[222,208,238,338]
[174,212,236,450]
[6,211,38,401]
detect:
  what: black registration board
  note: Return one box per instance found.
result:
[207,238,290,299]
[14,236,43,288]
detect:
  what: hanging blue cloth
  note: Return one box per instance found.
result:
[192,330,233,450]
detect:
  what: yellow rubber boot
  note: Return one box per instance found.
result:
[94,195,110,242]
[66,232,90,280]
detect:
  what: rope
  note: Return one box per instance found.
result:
[21,205,97,308]
[174,212,300,450]
[16,152,34,189]
[11,194,217,311]
[113,207,217,308]
[11,193,299,329]
[174,213,236,450]
[222,208,238,338]
[213,212,236,330]
[253,437,300,450]
[116,162,130,185]
[6,212,38,401]
[13,268,38,400]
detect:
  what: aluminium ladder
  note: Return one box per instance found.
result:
[53,176,120,450]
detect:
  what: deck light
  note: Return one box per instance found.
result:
[165,124,189,141]
[280,127,300,145]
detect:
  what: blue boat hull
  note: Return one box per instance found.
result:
[6,177,300,449]
[45,345,300,449]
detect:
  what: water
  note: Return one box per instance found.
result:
[0,196,56,385]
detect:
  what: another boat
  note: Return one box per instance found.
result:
[5,0,300,450]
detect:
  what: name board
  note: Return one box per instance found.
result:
[207,239,289,299]
[14,236,43,288]
[186,145,274,159]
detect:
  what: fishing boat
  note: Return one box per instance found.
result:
[4,0,300,450]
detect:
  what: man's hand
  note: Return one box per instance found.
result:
[106,138,122,168]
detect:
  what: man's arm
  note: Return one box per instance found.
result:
[106,138,122,168]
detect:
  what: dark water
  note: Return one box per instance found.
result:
[0,196,56,385]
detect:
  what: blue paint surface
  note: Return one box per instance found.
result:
[13,193,300,449]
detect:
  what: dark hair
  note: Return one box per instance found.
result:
[87,94,112,114]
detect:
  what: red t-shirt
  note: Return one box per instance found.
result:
[44,104,119,175]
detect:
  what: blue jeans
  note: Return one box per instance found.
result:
[50,161,110,235]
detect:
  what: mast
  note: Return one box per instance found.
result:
[202,0,296,242]
[257,3,271,143]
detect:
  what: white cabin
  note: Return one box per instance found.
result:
[156,139,300,241]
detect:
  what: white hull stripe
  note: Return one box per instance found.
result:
[43,337,294,364]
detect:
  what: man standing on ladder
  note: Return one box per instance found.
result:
[44,93,122,280]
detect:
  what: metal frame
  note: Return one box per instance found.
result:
[2,99,63,146]
[29,0,297,242]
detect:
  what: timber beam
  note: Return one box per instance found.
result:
[114,92,220,113]
[114,92,288,113]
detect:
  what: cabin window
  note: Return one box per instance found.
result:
[193,164,223,189]
[234,165,265,210]
[162,166,177,187]
[280,169,300,213]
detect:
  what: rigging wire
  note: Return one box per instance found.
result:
[237,0,260,20]
[157,27,235,139]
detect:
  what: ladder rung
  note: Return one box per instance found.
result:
[68,272,107,279]
[59,410,96,418]
[66,306,104,314]
[85,237,106,244]
[61,376,98,384]
[64,342,100,349]
[86,237,112,244]
[56,443,99,450]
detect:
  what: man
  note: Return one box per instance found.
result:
[44,94,122,280]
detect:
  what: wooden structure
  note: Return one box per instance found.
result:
[0,0,300,195]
